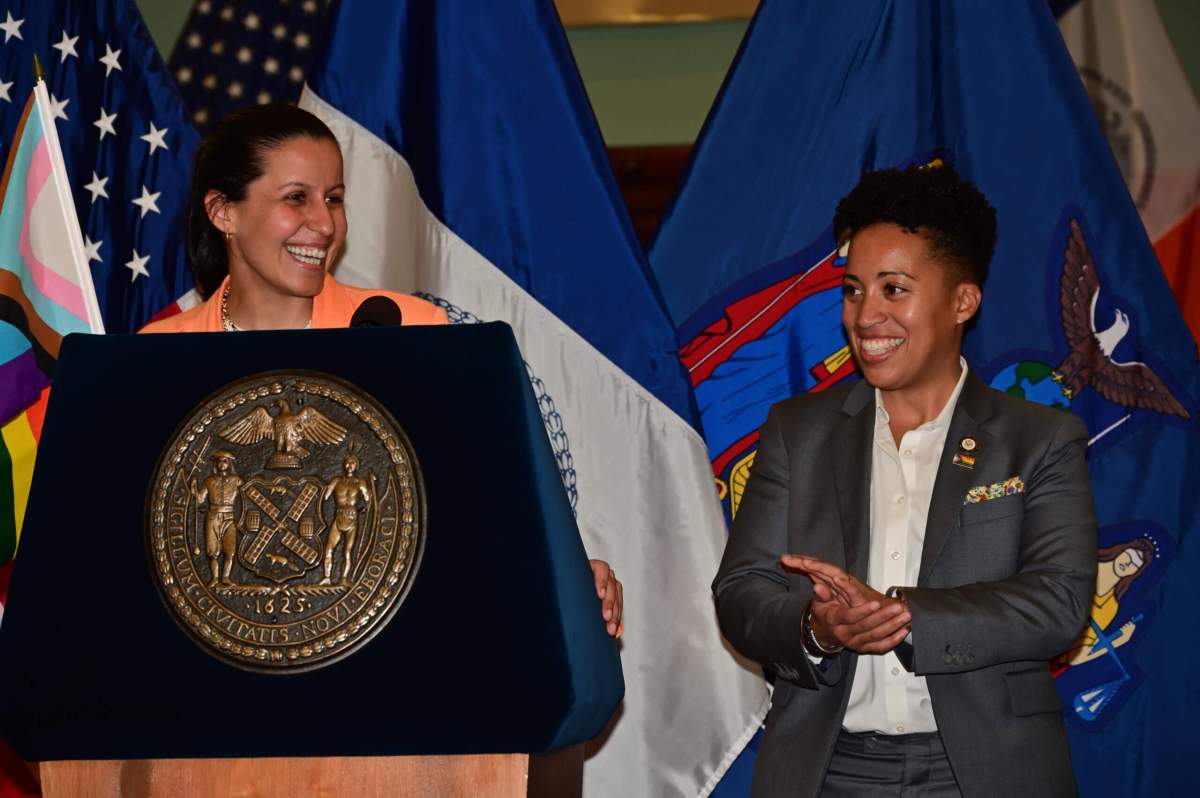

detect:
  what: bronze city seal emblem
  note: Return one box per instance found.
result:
[146,371,425,672]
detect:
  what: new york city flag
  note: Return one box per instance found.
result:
[650,1,1199,794]
[299,1,769,794]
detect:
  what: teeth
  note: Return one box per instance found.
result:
[860,337,904,355]
[286,245,327,265]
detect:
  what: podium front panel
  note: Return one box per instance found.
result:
[0,323,622,760]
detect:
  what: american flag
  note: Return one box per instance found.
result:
[168,0,332,135]
[0,0,198,334]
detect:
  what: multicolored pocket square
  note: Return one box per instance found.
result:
[964,476,1024,505]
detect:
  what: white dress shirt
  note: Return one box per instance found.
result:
[840,358,969,735]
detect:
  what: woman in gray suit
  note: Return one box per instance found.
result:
[713,164,1095,797]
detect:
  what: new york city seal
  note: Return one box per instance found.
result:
[146,371,425,672]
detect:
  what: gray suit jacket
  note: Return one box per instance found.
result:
[713,372,1096,798]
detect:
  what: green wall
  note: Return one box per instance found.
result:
[565,21,746,145]
[136,0,1199,147]
[137,0,191,58]
[1157,0,1200,95]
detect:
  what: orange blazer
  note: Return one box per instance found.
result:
[139,274,448,333]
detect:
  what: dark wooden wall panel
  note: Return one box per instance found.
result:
[607,145,693,247]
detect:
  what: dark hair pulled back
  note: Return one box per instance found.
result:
[186,103,339,299]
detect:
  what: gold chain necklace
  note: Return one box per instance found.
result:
[220,283,240,331]
[220,283,312,331]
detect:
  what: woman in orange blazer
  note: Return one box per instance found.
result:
[143,104,623,635]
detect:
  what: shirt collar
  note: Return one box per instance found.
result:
[875,356,969,431]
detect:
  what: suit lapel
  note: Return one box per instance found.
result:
[832,381,875,581]
[918,371,996,585]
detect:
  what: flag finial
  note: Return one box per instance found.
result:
[32,53,44,82]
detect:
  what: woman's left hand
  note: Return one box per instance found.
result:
[589,559,624,638]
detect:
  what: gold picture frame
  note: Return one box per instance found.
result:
[555,0,758,26]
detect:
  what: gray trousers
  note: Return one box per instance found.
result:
[821,730,963,797]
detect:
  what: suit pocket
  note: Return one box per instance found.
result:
[1006,665,1062,717]
[960,494,1024,525]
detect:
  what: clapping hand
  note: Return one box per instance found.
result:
[782,555,910,655]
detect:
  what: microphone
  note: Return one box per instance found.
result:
[350,296,404,328]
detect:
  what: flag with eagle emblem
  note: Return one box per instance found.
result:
[649,0,1199,794]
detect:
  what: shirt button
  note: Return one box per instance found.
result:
[890,550,901,560]
[891,667,900,676]
[896,724,907,733]
[903,449,913,458]
[896,495,906,505]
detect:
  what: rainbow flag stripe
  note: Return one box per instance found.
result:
[0,320,45,426]
[0,387,46,564]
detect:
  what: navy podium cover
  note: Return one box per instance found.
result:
[0,322,622,760]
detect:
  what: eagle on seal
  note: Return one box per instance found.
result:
[219,399,348,468]
[1053,220,1189,419]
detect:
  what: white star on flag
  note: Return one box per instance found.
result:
[125,250,150,281]
[48,93,69,121]
[140,122,168,154]
[99,44,122,77]
[94,107,116,139]
[84,172,109,203]
[0,12,23,43]
[83,236,103,263]
[131,185,162,218]
[52,30,78,62]
[0,0,205,334]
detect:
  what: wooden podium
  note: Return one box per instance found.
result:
[38,747,583,798]
[0,327,622,798]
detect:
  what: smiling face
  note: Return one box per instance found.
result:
[211,135,347,300]
[842,223,980,396]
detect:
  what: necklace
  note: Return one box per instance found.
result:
[220,283,240,331]
[220,283,312,331]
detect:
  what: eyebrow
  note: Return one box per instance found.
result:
[842,270,918,284]
[276,181,346,191]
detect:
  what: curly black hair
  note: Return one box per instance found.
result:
[832,163,997,287]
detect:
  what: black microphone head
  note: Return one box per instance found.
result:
[350,296,404,328]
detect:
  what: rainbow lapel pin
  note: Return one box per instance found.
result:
[952,437,978,470]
